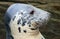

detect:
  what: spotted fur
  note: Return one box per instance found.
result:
[5,3,50,39]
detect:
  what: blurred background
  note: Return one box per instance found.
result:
[0,0,60,39]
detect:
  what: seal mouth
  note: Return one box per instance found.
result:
[30,27,38,30]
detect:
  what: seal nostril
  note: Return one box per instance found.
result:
[30,10,34,15]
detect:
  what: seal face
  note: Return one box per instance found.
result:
[5,3,50,39]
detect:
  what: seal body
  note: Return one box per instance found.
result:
[4,3,50,39]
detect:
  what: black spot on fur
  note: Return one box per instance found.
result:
[23,30,27,33]
[29,24,31,27]
[13,16,16,21]
[17,19,21,24]
[21,12,23,14]
[27,21,31,24]
[22,21,26,26]
[18,27,21,33]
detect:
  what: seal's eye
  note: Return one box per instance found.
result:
[30,10,34,15]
